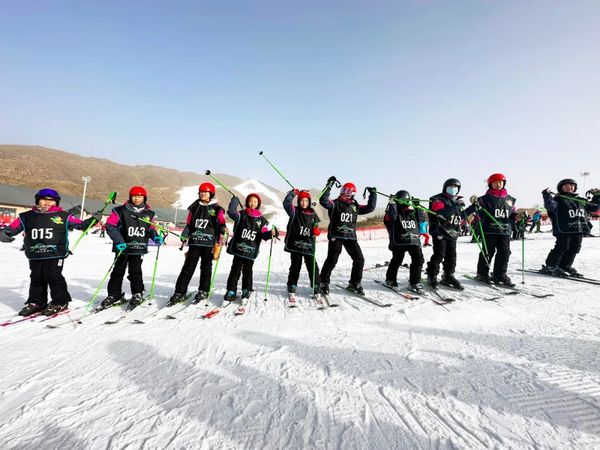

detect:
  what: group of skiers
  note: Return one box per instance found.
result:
[1,174,599,318]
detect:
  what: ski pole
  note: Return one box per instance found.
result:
[468,219,491,268]
[318,177,341,200]
[82,249,124,316]
[375,191,436,215]
[477,219,491,265]
[264,227,276,302]
[207,230,229,297]
[312,234,318,297]
[521,219,526,284]
[70,191,118,253]
[258,150,295,190]
[205,170,237,197]
[138,217,183,240]
[147,233,164,301]
[475,203,506,229]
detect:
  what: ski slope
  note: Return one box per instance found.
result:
[1,229,600,449]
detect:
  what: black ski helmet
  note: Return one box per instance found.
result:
[394,190,411,200]
[557,178,577,193]
[443,178,461,194]
[35,188,61,206]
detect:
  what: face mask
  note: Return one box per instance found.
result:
[340,186,354,198]
[446,186,459,196]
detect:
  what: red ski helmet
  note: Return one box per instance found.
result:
[341,182,357,197]
[198,182,216,199]
[297,190,311,207]
[487,173,507,188]
[35,188,61,206]
[129,186,147,203]
[245,193,262,209]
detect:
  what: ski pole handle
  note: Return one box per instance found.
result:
[205,170,236,197]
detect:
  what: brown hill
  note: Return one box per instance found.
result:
[0,145,245,208]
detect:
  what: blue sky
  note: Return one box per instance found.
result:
[1,1,599,206]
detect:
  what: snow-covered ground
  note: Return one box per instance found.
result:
[1,228,600,449]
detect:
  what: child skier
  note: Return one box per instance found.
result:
[540,179,600,277]
[0,188,100,316]
[225,193,275,303]
[319,177,377,295]
[528,210,542,233]
[283,189,321,301]
[168,182,227,306]
[383,190,425,293]
[464,173,517,286]
[101,186,163,310]
[426,178,465,290]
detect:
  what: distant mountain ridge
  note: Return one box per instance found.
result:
[0,145,350,227]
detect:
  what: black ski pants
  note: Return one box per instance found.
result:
[175,246,214,294]
[427,236,457,277]
[226,255,254,292]
[477,234,511,277]
[320,239,364,285]
[107,254,144,297]
[546,235,583,270]
[387,246,424,286]
[28,258,71,306]
[287,252,320,290]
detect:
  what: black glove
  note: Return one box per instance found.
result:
[0,230,15,243]
[327,176,337,185]
[180,228,189,242]
[91,212,103,222]
[367,186,377,194]
[456,198,465,208]
[411,197,420,207]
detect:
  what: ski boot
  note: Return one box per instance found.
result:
[491,273,515,287]
[385,279,398,288]
[166,292,186,307]
[320,282,330,295]
[440,273,464,290]
[427,273,439,289]
[408,283,424,294]
[347,282,365,295]
[542,265,569,277]
[42,303,68,316]
[287,284,297,294]
[564,267,584,278]
[192,291,209,304]
[18,303,46,317]
[474,273,492,285]
[224,290,237,302]
[127,293,144,311]
[241,289,251,300]
[99,293,126,310]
